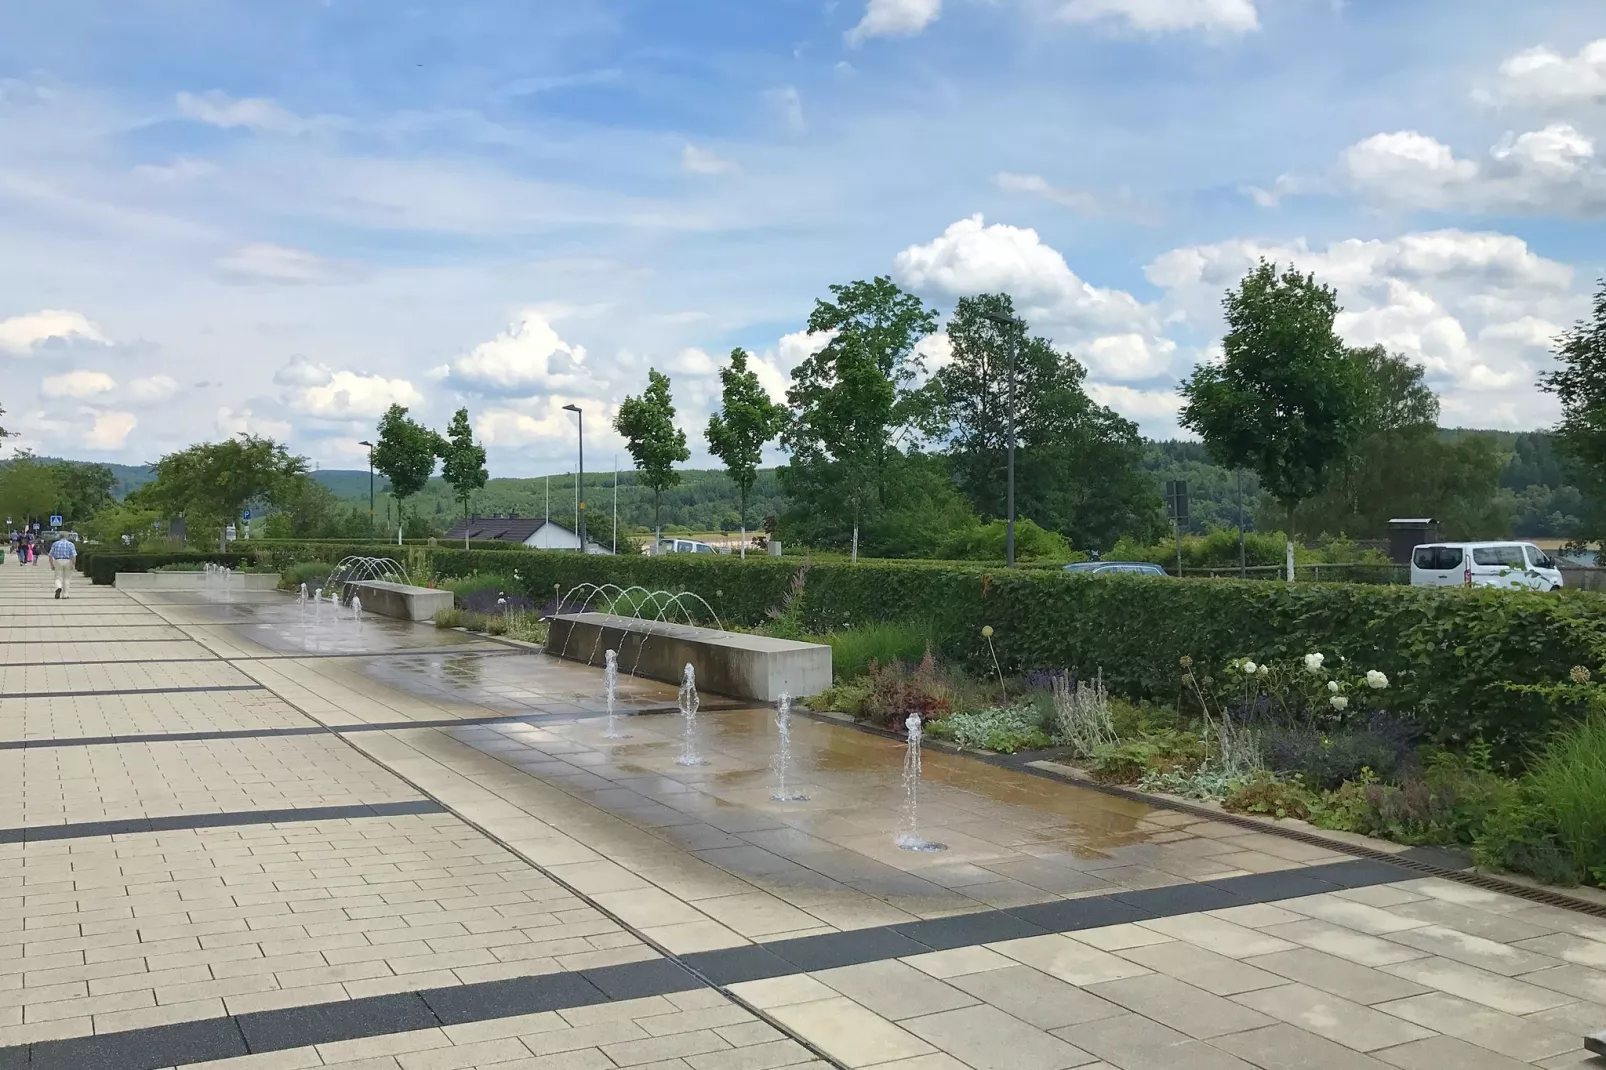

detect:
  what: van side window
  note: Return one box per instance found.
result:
[1436,547,1463,570]
[1525,545,1557,569]
[1412,547,1436,569]
[1473,545,1525,567]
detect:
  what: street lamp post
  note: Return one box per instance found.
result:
[562,404,586,552]
[358,440,374,536]
[979,307,1021,568]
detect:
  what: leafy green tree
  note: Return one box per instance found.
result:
[373,404,443,544]
[136,435,308,546]
[50,461,116,524]
[939,293,1163,551]
[615,369,690,548]
[778,450,976,559]
[265,475,340,538]
[0,453,59,528]
[1540,279,1606,543]
[706,348,787,558]
[1180,260,1367,578]
[781,277,943,562]
[440,407,489,547]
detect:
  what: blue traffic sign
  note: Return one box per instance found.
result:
[48,515,62,528]
[242,510,251,520]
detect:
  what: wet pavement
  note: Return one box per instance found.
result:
[0,573,1600,1069]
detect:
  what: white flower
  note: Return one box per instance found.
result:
[1258,664,1269,677]
[1327,680,1340,693]
[1330,695,1349,711]
[1304,652,1325,673]
[1366,670,1389,690]
[1243,661,1258,675]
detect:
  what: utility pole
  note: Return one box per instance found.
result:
[1237,469,1246,578]
[563,404,586,551]
[613,455,618,555]
[358,440,374,536]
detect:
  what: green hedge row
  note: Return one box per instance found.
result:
[88,543,1606,761]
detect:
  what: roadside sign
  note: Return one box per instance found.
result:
[49,515,62,528]
[1164,481,1189,524]
[242,510,251,520]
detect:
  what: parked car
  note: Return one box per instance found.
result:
[1063,561,1169,576]
[1409,542,1563,591]
[655,538,720,555]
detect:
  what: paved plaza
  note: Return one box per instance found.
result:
[0,565,1602,1069]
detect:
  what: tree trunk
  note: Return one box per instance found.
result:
[463,497,470,550]
[851,497,860,565]
[739,485,747,560]
[1285,501,1296,582]
[654,489,662,555]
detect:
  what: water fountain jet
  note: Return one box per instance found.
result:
[675,663,707,767]
[770,692,808,802]
[602,649,629,740]
[896,713,946,852]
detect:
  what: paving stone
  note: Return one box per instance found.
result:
[1245,948,1430,1004]
[1084,973,1275,1039]
[1232,981,1435,1051]
[1385,925,1563,976]
[1054,1013,1256,1070]
[1120,940,1285,995]
[764,997,934,1067]
[1375,991,1580,1062]
[1211,1023,1395,1070]
[901,1003,1096,1070]
[813,960,977,1021]
[945,964,1123,1029]
[1371,1034,1542,1070]
[1380,957,1576,1014]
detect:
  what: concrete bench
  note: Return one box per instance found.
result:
[545,612,831,702]
[116,572,281,591]
[347,580,454,622]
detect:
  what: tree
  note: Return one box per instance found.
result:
[706,348,787,558]
[440,407,488,548]
[0,453,59,529]
[265,475,340,538]
[1540,279,1606,543]
[781,276,942,562]
[1180,260,1367,579]
[136,435,308,546]
[372,404,443,544]
[49,461,116,524]
[615,369,690,548]
[939,293,1163,551]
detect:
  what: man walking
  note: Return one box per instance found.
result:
[48,533,76,598]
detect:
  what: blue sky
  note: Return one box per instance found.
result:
[1,0,1603,473]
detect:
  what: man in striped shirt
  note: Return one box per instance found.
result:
[48,534,76,599]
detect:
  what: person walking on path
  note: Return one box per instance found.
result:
[48,534,76,598]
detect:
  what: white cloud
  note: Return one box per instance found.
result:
[273,358,421,419]
[766,86,806,133]
[0,310,108,354]
[438,312,591,398]
[1057,0,1260,34]
[682,144,738,175]
[895,214,1158,336]
[1083,333,1178,381]
[847,0,941,44]
[175,90,315,134]
[1084,382,1184,425]
[216,406,293,440]
[1326,124,1606,217]
[42,370,116,398]
[127,374,179,403]
[84,411,136,450]
[477,397,619,449]
[1493,39,1606,108]
[131,156,216,183]
[994,172,1159,224]
[216,243,352,285]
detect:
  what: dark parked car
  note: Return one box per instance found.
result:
[1062,561,1169,576]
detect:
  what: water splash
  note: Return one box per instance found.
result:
[352,595,362,623]
[675,663,706,767]
[602,649,629,740]
[313,587,324,623]
[896,713,946,852]
[770,692,808,802]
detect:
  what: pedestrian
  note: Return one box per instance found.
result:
[48,532,76,598]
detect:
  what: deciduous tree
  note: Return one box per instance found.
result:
[615,370,690,548]
[1180,260,1367,579]
[440,407,488,547]
[372,404,443,544]
[706,349,787,557]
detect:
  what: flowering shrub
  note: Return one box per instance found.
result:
[860,650,953,729]
[927,704,1053,753]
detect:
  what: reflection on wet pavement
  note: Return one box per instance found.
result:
[433,706,1280,921]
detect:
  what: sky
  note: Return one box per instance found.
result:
[2,0,1604,475]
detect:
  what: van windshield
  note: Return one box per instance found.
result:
[1525,545,1557,570]
[1414,546,1463,570]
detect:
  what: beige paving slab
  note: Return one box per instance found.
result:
[1375,990,1581,1062]
[1082,973,1276,1039]
[1232,981,1435,1051]
[901,1003,1097,1070]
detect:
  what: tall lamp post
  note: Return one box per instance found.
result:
[562,404,586,552]
[357,440,374,536]
[979,307,1022,568]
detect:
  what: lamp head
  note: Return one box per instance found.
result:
[562,404,581,414]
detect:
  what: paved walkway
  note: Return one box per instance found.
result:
[0,563,1601,1069]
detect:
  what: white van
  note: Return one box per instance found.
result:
[1410,542,1564,591]
[655,538,719,555]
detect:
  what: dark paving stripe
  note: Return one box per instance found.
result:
[0,857,1411,1070]
[0,684,264,699]
[0,799,445,844]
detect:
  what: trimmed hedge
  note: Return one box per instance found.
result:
[80,551,258,586]
[87,543,1606,762]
